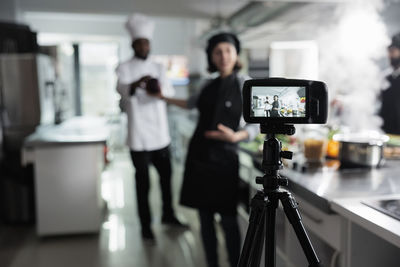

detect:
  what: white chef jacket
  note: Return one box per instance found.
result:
[264,100,272,111]
[116,56,174,151]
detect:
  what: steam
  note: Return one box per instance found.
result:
[317,0,389,133]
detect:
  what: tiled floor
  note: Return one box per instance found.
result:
[0,149,235,267]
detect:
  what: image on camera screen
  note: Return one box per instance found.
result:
[250,86,306,118]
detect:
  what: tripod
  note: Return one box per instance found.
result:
[238,124,322,267]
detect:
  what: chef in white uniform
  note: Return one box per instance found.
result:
[116,13,185,241]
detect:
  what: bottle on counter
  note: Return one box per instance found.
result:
[302,126,328,163]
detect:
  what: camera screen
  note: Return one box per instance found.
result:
[250,86,306,118]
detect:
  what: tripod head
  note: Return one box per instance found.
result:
[256,124,296,190]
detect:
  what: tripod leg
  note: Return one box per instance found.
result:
[238,191,266,267]
[264,196,279,267]
[280,191,323,267]
[248,207,266,267]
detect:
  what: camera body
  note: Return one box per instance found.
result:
[242,78,328,124]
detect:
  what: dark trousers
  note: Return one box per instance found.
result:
[130,146,174,230]
[198,209,241,267]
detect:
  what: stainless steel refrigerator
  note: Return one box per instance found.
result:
[0,53,56,152]
[0,53,56,223]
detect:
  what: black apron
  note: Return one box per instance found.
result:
[271,100,280,117]
[180,73,242,213]
[379,75,400,134]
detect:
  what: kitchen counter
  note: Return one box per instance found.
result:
[22,116,109,236]
[281,160,400,213]
[24,116,109,147]
[244,145,400,213]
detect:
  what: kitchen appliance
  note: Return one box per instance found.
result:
[363,199,400,221]
[0,53,56,223]
[0,54,56,152]
[333,133,389,168]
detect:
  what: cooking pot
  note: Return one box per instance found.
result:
[333,133,389,168]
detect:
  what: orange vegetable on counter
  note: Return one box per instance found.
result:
[327,140,339,158]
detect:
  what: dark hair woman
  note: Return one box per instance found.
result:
[160,32,258,267]
[271,95,281,117]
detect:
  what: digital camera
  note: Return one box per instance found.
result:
[242,78,328,124]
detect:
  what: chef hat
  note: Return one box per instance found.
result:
[125,13,155,41]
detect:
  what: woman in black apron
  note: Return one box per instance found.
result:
[271,95,281,117]
[162,33,258,267]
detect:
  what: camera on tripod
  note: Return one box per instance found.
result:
[242,78,328,125]
[238,78,328,267]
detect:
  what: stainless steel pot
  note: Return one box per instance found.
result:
[333,133,389,168]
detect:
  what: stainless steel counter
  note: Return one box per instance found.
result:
[249,153,400,213]
[280,160,400,213]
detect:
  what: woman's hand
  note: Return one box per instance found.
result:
[159,96,189,109]
[205,124,248,143]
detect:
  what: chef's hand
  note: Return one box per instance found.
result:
[150,91,163,99]
[129,75,152,95]
[138,75,152,85]
[205,124,242,143]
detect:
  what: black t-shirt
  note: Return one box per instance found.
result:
[380,75,400,134]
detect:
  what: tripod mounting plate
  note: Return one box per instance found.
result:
[260,123,295,135]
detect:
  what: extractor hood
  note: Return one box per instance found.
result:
[227,1,310,33]
[199,0,341,44]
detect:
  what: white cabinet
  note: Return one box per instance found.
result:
[332,197,400,267]
[282,194,346,267]
[22,117,108,236]
[26,143,105,236]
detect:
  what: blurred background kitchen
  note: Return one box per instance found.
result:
[1,0,400,266]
